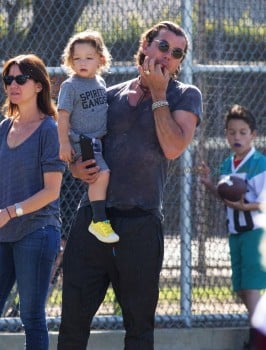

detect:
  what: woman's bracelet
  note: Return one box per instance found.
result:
[5,207,12,219]
[152,100,169,112]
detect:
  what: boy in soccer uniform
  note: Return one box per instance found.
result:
[220,146,266,235]
[200,104,266,350]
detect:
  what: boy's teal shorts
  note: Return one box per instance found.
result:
[229,228,266,291]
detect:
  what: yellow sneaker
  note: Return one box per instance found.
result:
[88,220,119,243]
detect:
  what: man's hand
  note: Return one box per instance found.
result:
[69,157,100,184]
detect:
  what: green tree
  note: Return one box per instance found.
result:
[1,0,90,65]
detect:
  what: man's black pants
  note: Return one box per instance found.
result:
[57,205,164,350]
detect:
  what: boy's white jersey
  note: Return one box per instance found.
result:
[220,147,266,234]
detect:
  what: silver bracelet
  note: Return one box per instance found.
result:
[151,100,169,111]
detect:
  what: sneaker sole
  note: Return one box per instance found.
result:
[89,226,120,243]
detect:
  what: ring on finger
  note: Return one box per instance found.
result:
[144,70,150,75]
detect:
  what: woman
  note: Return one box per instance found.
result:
[0,54,65,350]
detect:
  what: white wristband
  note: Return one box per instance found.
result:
[152,100,169,111]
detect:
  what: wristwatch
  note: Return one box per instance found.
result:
[14,203,24,217]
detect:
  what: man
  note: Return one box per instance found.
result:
[58,21,202,350]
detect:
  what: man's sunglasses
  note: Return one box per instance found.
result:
[3,74,31,86]
[154,40,185,59]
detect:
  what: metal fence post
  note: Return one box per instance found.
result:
[179,0,194,327]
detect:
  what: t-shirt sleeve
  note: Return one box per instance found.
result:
[220,158,229,177]
[57,81,75,114]
[251,157,266,204]
[40,120,66,173]
[170,85,203,125]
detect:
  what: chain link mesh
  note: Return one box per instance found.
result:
[0,0,266,332]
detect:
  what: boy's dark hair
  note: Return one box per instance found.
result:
[224,104,256,132]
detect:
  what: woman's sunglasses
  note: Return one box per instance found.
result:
[154,40,185,59]
[3,74,31,86]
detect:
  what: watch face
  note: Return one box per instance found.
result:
[15,204,23,216]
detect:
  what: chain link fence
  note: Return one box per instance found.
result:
[0,0,266,332]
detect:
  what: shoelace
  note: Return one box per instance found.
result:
[97,221,113,236]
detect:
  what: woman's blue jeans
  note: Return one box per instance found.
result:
[0,225,60,350]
